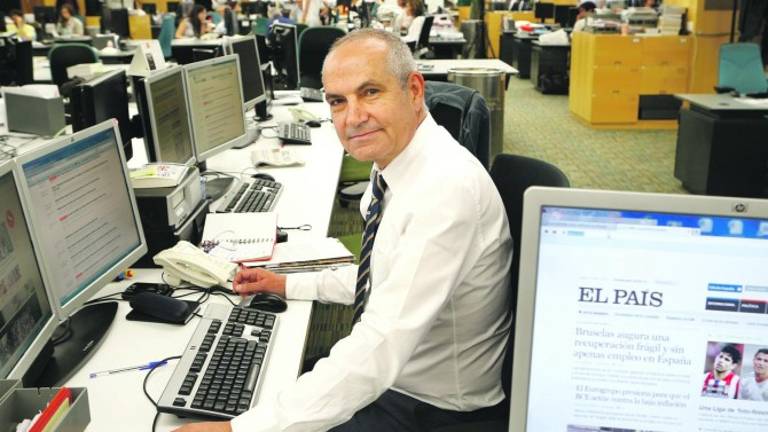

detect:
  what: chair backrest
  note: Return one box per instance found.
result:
[718,43,768,94]
[425,80,491,169]
[158,14,176,58]
[489,154,569,403]
[417,15,434,49]
[48,43,98,87]
[297,26,345,89]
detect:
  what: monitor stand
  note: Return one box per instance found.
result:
[23,302,118,387]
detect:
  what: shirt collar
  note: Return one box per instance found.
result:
[375,113,437,196]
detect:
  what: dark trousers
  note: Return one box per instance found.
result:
[328,390,507,432]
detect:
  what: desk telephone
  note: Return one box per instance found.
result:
[153,241,238,288]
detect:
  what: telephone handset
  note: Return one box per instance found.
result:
[153,241,238,288]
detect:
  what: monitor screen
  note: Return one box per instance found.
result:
[145,66,195,165]
[226,36,266,111]
[512,188,768,432]
[0,164,56,380]
[70,70,133,161]
[184,55,246,162]
[17,121,146,319]
[534,2,554,19]
[270,23,300,90]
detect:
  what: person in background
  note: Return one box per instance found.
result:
[572,0,596,33]
[56,3,84,36]
[398,0,424,34]
[8,9,37,41]
[301,0,325,27]
[176,4,214,38]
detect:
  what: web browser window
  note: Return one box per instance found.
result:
[527,207,768,432]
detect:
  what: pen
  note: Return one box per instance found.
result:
[89,360,168,379]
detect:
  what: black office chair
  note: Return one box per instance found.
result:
[48,43,99,88]
[424,155,570,432]
[297,26,345,89]
[425,80,491,169]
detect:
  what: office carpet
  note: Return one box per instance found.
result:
[305,77,689,369]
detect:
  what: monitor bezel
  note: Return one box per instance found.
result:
[183,54,247,162]
[224,35,267,112]
[0,161,59,380]
[13,120,148,321]
[144,65,197,166]
[510,186,768,431]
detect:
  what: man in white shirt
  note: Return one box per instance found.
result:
[739,348,768,401]
[174,28,512,432]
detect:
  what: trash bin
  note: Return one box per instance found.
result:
[447,67,506,162]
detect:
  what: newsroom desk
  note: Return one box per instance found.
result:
[428,36,467,59]
[674,94,768,198]
[1,98,345,431]
[511,33,538,79]
[416,59,519,89]
[530,40,570,95]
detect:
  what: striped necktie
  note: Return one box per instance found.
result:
[352,171,388,324]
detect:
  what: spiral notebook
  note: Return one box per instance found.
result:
[201,212,277,263]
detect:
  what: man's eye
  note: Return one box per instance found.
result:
[364,88,379,96]
[327,99,343,106]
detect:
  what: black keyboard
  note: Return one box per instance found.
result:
[222,179,282,213]
[277,122,311,145]
[158,304,278,419]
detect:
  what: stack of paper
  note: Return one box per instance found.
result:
[658,5,685,35]
[130,163,190,189]
[245,237,354,273]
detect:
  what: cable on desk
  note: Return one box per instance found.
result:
[142,354,182,432]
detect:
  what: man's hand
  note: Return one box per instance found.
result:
[233,267,287,297]
[173,421,232,432]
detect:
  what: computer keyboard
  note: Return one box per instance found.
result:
[221,178,283,213]
[157,303,278,419]
[277,122,311,145]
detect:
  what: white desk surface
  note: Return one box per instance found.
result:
[32,57,130,83]
[675,93,768,111]
[2,99,344,431]
[416,59,518,76]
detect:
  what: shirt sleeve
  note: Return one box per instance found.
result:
[285,265,357,305]
[231,187,482,432]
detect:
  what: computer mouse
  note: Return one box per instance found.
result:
[251,172,275,182]
[304,120,322,128]
[247,292,287,313]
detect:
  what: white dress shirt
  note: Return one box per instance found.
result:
[231,114,513,432]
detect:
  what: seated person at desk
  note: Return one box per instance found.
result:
[176,5,215,38]
[8,9,37,41]
[397,0,425,34]
[56,4,84,37]
[573,0,596,33]
[175,28,512,432]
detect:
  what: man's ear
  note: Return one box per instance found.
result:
[408,71,426,107]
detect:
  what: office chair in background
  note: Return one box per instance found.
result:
[297,26,345,89]
[419,155,570,432]
[715,43,768,95]
[158,14,176,58]
[48,43,99,88]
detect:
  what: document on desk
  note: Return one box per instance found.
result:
[245,237,354,272]
[202,212,277,262]
[738,98,768,107]
[251,146,305,167]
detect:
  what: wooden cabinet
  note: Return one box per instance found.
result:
[569,33,692,129]
[484,11,535,58]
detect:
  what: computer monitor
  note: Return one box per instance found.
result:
[270,23,300,90]
[184,55,246,162]
[167,1,180,13]
[142,3,157,15]
[223,7,239,36]
[33,6,57,24]
[241,1,268,16]
[70,69,133,161]
[510,187,768,431]
[85,0,102,16]
[534,2,555,22]
[15,120,146,385]
[101,8,130,38]
[143,65,196,165]
[0,38,33,86]
[224,35,267,112]
[554,5,574,27]
[0,163,58,381]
